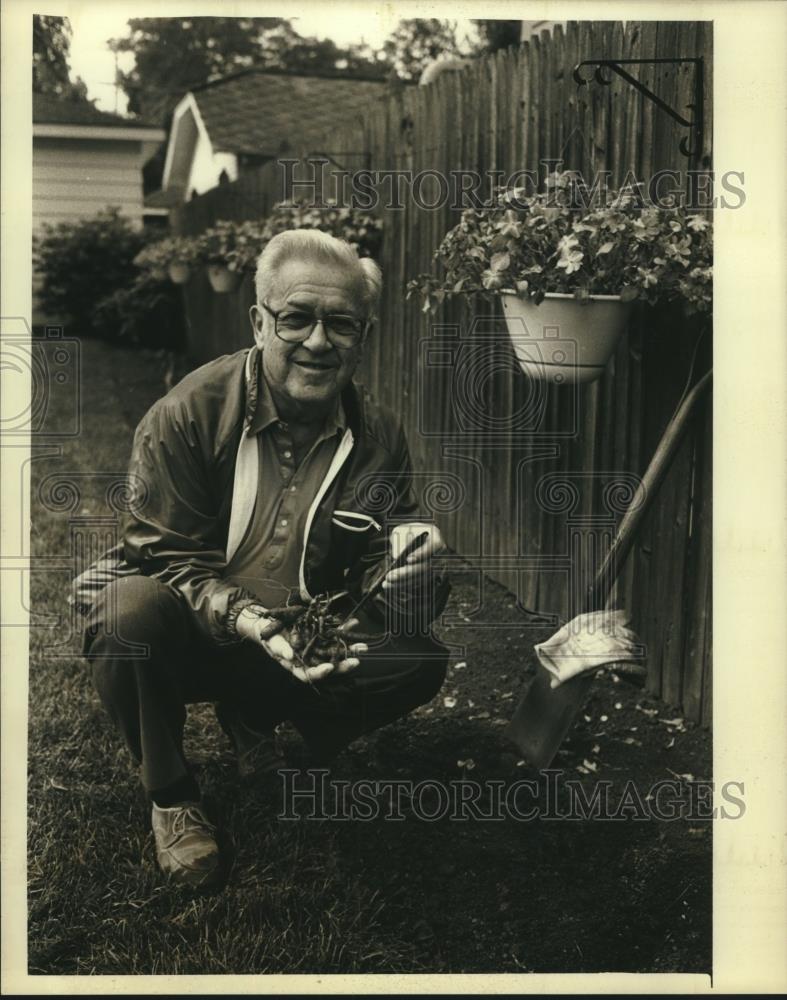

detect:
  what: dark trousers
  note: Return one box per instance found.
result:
[84,576,448,793]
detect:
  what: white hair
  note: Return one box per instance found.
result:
[254,228,382,315]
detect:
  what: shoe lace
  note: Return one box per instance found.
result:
[171,805,216,838]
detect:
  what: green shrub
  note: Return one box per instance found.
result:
[34,208,148,336]
[92,272,185,349]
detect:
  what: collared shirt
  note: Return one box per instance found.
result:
[224,372,346,609]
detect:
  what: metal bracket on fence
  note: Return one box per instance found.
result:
[572,57,704,160]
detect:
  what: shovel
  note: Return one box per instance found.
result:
[507,369,712,769]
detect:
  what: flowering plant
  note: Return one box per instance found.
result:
[169,235,201,266]
[262,200,383,259]
[228,220,269,272]
[194,220,259,272]
[408,171,712,314]
[132,239,171,273]
[191,204,383,276]
[133,235,199,271]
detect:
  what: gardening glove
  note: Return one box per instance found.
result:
[383,523,445,590]
[534,610,645,688]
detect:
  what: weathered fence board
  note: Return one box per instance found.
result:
[172,21,713,723]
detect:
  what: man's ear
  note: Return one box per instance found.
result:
[249,304,265,350]
[357,318,374,359]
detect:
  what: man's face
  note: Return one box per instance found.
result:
[251,257,367,413]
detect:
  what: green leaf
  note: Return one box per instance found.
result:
[490,251,510,273]
[596,242,615,256]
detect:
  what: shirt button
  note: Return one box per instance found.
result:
[281,518,288,526]
[290,485,297,492]
[283,450,292,459]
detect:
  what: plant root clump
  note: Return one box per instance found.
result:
[265,591,358,669]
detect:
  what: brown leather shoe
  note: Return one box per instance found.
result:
[151,801,220,887]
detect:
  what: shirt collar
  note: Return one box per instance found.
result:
[249,368,347,438]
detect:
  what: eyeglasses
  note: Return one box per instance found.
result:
[261,302,369,349]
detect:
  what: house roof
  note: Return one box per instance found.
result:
[189,69,389,156]
[144,186,185,209]
[33,93,159,129]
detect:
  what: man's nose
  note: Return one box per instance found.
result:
[301,318,333,353]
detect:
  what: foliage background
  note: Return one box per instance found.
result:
[33,14,89,102]
[34,210,184,348]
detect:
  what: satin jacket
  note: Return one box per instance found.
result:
[71,346,450,643]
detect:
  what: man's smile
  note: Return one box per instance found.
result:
[292,358,338,372]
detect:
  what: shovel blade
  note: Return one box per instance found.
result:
[506,666,594,769]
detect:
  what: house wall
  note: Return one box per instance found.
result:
[33,136,152,325]
[33,137,147,233]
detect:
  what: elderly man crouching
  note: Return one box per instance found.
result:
[72,229,450,888]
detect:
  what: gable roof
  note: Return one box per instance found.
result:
[189,69,389,156]
[33,93,158,129]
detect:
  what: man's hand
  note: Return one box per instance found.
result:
[382,523,446,592]
[235,607,366,683]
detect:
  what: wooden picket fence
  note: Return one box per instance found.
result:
[172,21,713,724]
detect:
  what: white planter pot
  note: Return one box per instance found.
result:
[168,262,191,285]
[207,264,242,294]
[501,292,632,385]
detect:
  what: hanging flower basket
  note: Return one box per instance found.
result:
[134,235,199,286]
[262,200,383,259]
[207,263,242,294]
[408,170,712,385]
[196,222,258,291]
[168,261,191,285]
[501,291,632,384]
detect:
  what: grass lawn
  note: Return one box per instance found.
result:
[28,337,712,975]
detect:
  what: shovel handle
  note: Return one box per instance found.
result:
[508,369,712,771]
[585,370,712,613]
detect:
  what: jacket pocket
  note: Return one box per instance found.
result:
[331,509,382,533]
